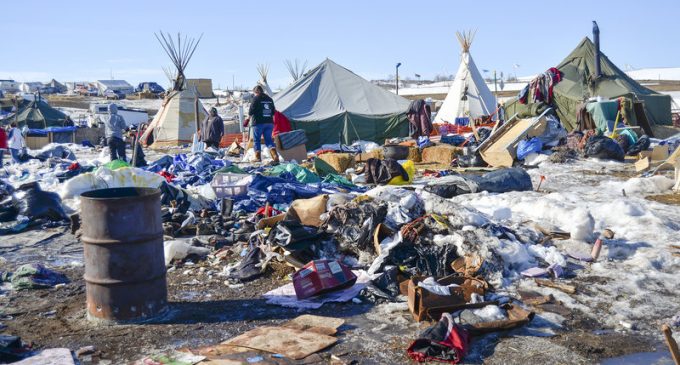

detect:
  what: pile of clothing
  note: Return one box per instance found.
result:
[518,67,562,105]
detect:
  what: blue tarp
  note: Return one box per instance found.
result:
[27,126,78,136]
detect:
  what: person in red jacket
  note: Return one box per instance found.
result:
[0,126,7,166]
[272,111,292,138]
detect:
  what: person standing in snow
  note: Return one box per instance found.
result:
[199,107,224,149]
[247,85,278,163]
[7,122,25,164]
[0,126,7,165]
[103,104,127,162]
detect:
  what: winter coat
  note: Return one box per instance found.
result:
[0,128,7,149]
[7,127,25,150]
[248,94,275,125]
[407,99,433,138]
[272,111,292,137]
[200,114,224,144]
[103,104,127,139]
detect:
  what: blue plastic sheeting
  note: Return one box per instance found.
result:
[440,134,467,146]
[517,137,543,160]
[27,126,78,136]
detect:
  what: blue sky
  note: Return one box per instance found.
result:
[1,0,677,89]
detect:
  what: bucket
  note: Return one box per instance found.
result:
[80,187,167,323]
[383,144,410,160]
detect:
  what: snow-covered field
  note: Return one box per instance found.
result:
[445,159,680,336]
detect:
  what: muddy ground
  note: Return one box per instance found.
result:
[0,229,671,364]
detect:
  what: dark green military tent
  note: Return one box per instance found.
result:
[1,99,67,129]
[273,59,410,149]
[504,38,672,130]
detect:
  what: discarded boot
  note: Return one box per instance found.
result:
[270,147,280,165]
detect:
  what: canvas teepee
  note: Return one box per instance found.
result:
[256,64,274,96]
[141,32,208,148]
[435,31,496,123]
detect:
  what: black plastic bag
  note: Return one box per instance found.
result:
[14,182,68,221]
[424,177,475,198]
[0,196,18,222]
[626,135,651,156]
[584,135,625,161]
[470,167,533,193]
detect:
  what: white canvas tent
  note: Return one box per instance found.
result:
[142,88,207,147]
[140,32,208,148]
[256,64,274,96]
[435,31,496,123]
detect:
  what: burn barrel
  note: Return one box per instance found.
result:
[80,187,167,323]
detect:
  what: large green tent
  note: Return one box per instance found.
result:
[273,58,410,149]
[1,99,67,129]
[504,38,672,130]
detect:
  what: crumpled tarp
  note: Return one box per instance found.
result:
[266,163,320,184]
[2,263,68,290]
[424,168,533,198]
[15,182,68,221]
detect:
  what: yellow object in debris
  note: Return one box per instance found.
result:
[388,160,415,185]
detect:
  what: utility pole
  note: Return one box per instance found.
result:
[396,62,402,95]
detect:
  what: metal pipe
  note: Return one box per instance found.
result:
[593,21,601,78]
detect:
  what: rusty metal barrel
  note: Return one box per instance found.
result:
[80,187,167,323]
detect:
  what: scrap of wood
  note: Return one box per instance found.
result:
[534,279,576,294]
[661,324,680,365]
[286,314,345,329]
[523,294,555,306]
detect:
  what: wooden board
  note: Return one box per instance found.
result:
[478,116,547,167]
[222,326,337,360]
[635,157,651,172]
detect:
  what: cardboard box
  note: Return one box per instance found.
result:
[651,145,669,161]
[407,275,488,322]
[278,143,308,162]
[293,260,357,300]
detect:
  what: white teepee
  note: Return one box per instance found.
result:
[435,31,496,123]
[256,63,274,96]
[141,32,208,148]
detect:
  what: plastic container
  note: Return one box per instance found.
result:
[383,144,409,160]
[211,173,250,198]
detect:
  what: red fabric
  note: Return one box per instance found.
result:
[0,128,7,149]
[68,162,81,171]
[272,111,292,137]
[407,315,470,364]
[158,171,175,182]
[255,205,280,217]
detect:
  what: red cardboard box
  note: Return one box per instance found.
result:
[292,259,357,300]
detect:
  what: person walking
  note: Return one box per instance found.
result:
[103,104,127,162]
[199,107,224,149]
[248,85,278,163]
[0,126,7,166]
[7,122,25,164]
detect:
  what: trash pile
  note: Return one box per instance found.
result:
[1,105,679,363]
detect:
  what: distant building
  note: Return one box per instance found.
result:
[96,80,134,96]
[45,79,67,94]
[185,78,214,98]
[0,79,20,93]
[19,82,45,93]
